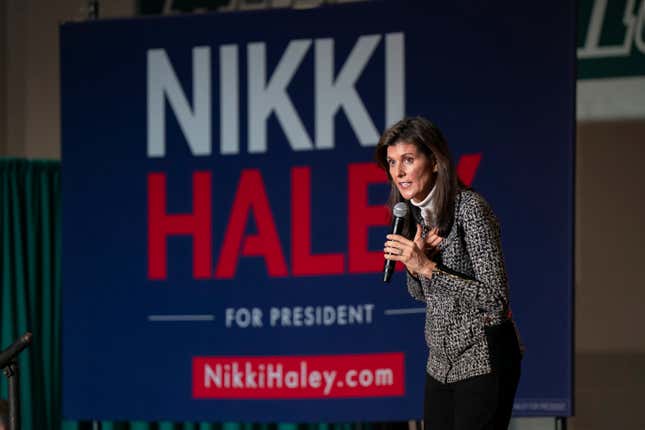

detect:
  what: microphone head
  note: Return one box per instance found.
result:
[393,202,408,218]
[22,332,33,345]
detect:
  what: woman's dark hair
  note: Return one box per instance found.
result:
[375,116,463,238]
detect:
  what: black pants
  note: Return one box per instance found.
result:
[423,320,521,430]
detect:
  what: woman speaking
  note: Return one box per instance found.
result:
[377,117,522,430]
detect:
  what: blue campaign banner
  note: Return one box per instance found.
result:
[61,0,574,421]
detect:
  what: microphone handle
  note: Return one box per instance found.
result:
[383,216,405,283]
[391,215,405,236]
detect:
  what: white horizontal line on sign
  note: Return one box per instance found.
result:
[384,308,425,315]
[147,314,215,322]
[577,76,645,120]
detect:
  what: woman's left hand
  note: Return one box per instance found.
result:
[423,226,443,258]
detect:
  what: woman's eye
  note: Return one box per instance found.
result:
[404,157,414,164]
[388,160,396,166]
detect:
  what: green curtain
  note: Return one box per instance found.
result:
[1,159,61,430]
[1,159,396,430]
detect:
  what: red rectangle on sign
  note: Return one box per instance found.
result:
[193,353,405,399]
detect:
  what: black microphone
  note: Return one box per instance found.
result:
[0,332,33,369]
[383,202,408,283]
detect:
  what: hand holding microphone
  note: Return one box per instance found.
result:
[383,202,408,282]
[383,205,437,281]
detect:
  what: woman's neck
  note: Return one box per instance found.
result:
[411,185,435,208]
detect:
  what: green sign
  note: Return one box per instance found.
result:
[578,0,645,79]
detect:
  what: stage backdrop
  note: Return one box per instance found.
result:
[61,0,574,422]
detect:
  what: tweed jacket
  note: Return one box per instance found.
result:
[407,189,513,383]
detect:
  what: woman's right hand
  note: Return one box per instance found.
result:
[385,224,441,278]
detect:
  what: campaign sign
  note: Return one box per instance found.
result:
[61,0,574,421]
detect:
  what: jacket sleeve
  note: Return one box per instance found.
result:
[406,270,427,303]
[429,194,509,313]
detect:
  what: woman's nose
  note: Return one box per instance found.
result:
[397,164,405,177]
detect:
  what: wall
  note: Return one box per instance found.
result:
[576,120,645,353]
[572,120,645,430]
[0,1,6,156]
[0,0,135,159]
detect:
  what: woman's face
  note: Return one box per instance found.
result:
[386,141,435,201]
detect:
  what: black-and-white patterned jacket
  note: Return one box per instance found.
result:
[407,189,516,383]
